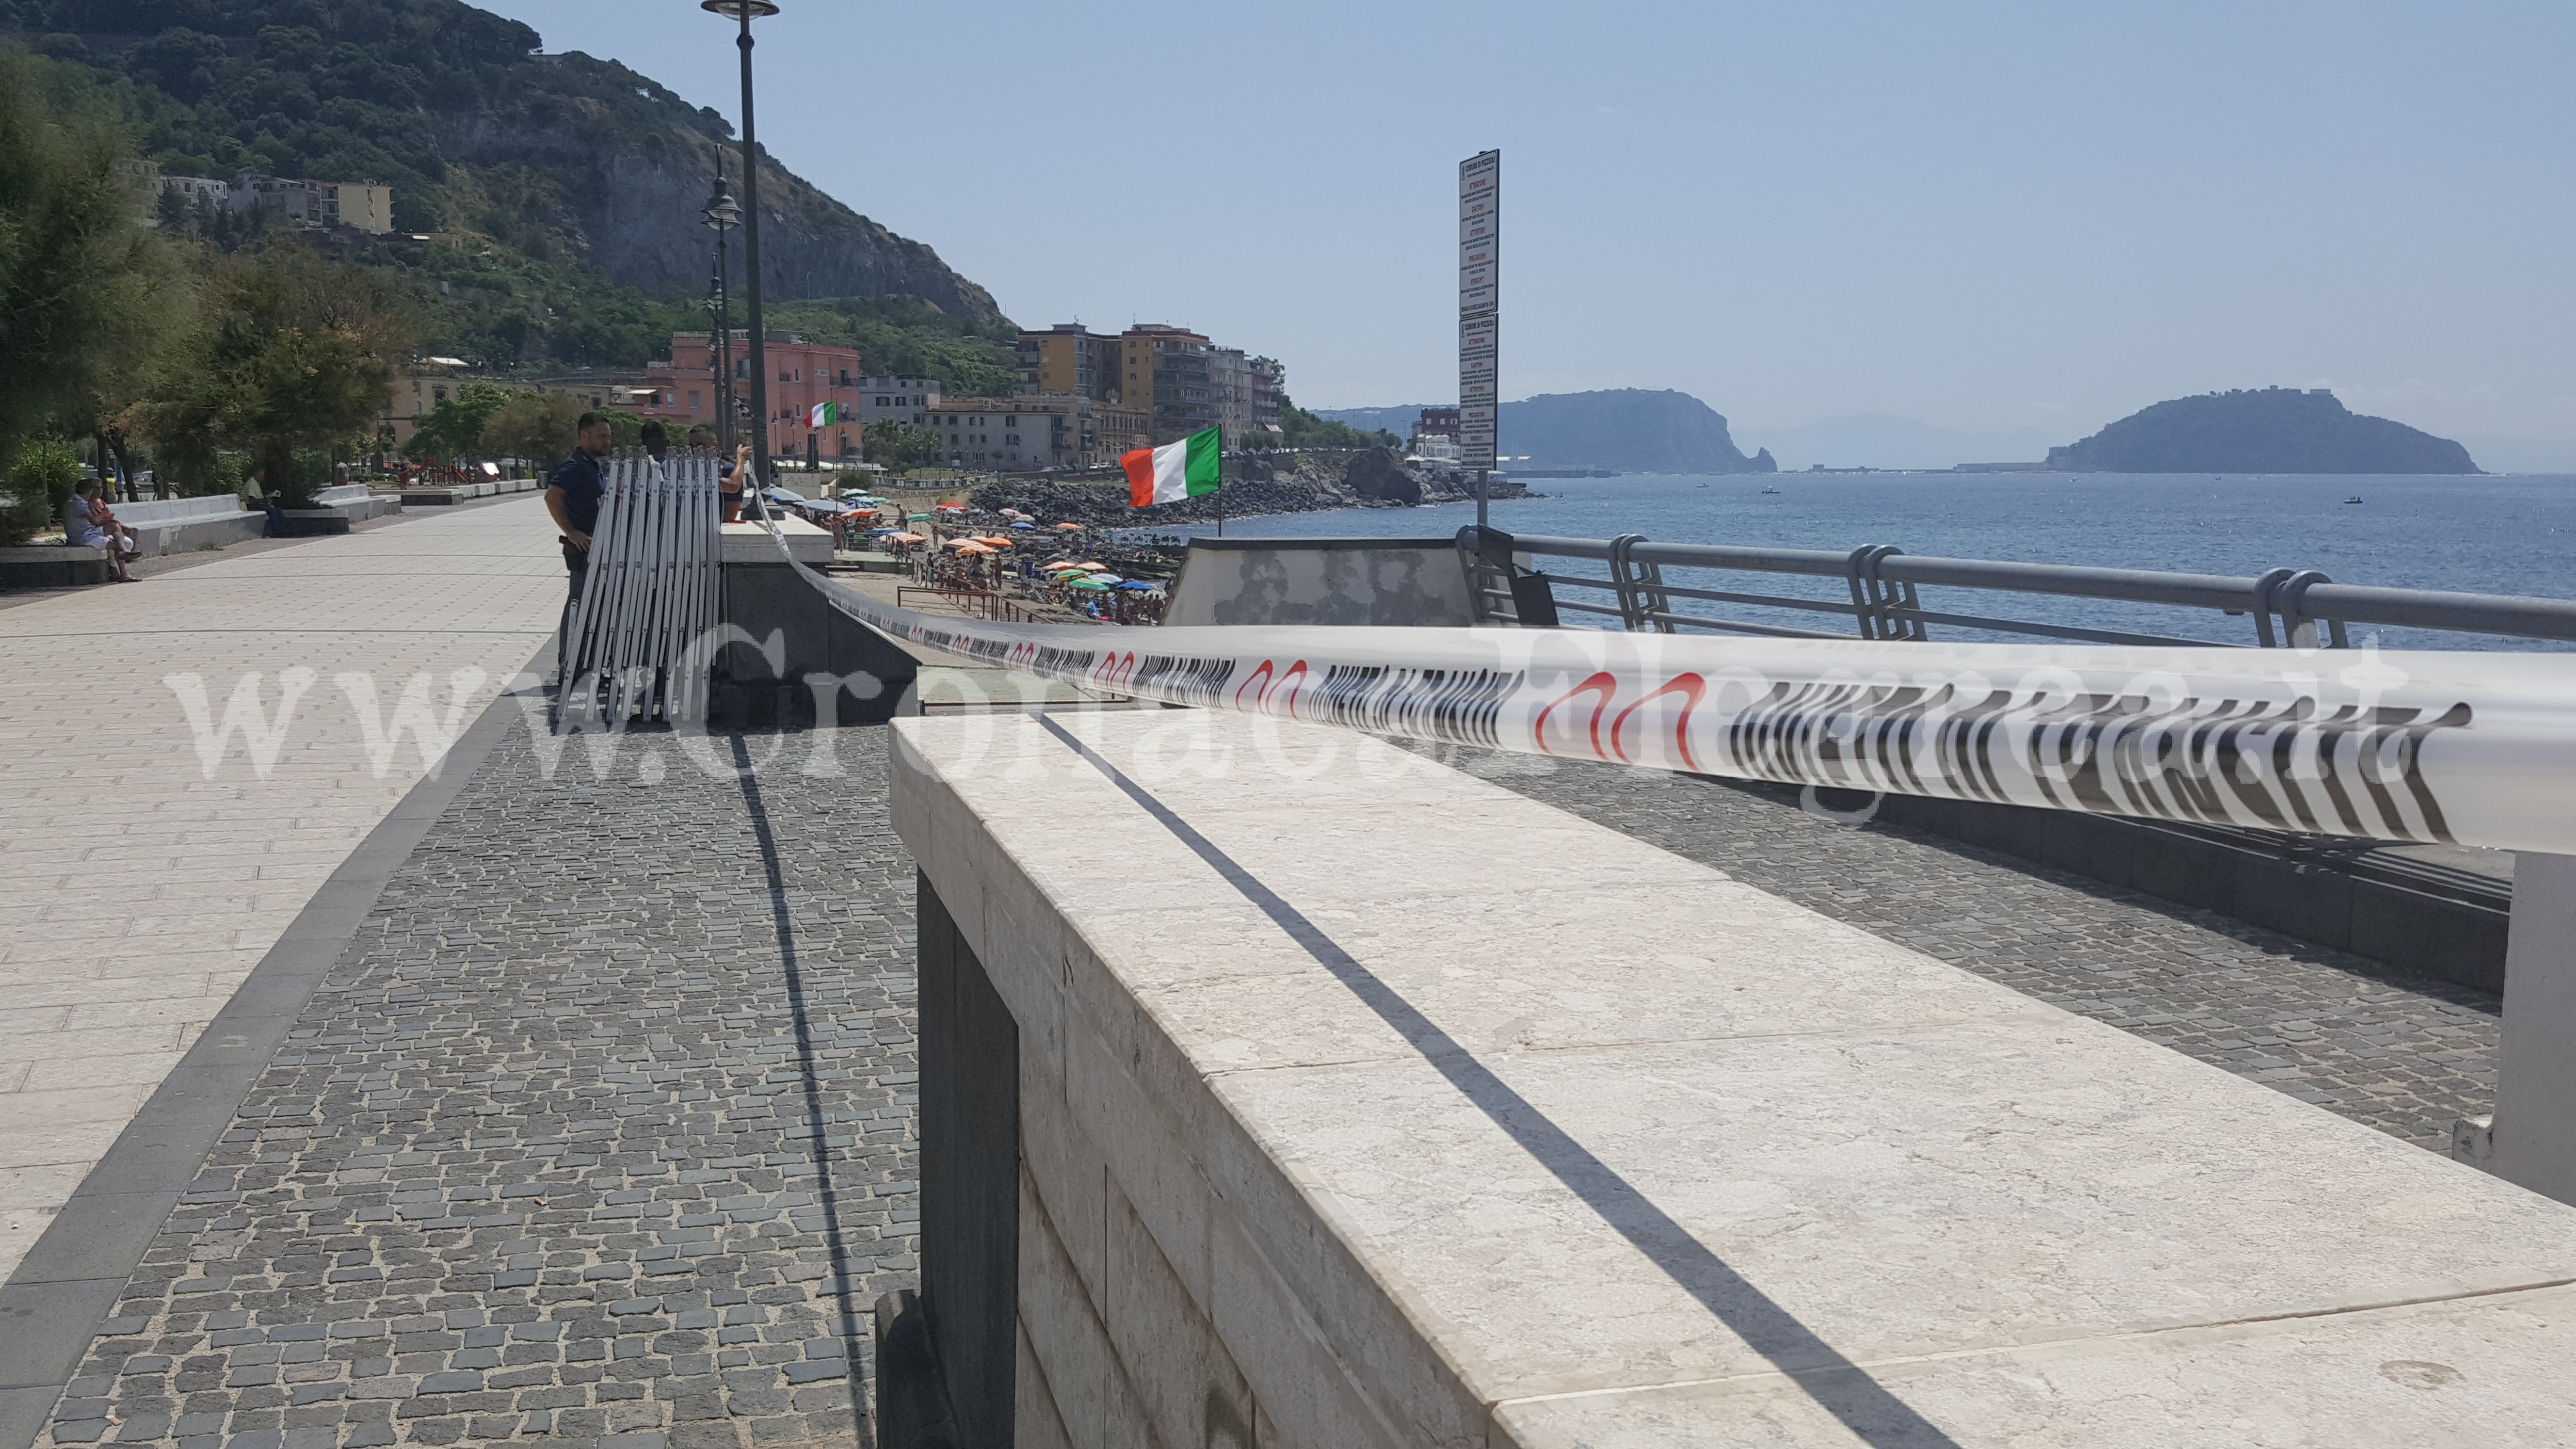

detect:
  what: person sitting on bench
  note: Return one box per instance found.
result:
[65,482,136,582]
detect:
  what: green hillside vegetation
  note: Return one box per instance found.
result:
[1272,400,1399,451]
[5,0,1020,384]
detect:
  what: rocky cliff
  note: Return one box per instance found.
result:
[31,0,1000,318]
[2047,389,2479,474]
[434,88,999,317]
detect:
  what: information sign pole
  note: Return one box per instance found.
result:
[1459,150,1500,529]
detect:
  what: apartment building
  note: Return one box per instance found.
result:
[1016,323,1282,445]
[641,332,864,458]
[1017,324,1115,398]
[375,357,475,449]
[926,395,1147,471]
[234,175,393,233]
[860,378,941,428]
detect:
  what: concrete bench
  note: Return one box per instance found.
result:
[0,544,111,588]
[94,495,263,556]
[315,483,402,521]
[894,708,2576,1448]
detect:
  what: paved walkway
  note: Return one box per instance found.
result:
[32,719,916,1449]
[0,501,564,1286]
[1438,748,2500,1153]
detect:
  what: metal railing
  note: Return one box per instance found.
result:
[897,583,1083,626]
[1457,525,2576,650]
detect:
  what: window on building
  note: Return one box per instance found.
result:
[689,391,701,409]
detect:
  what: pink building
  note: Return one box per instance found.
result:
[642,332,864,460]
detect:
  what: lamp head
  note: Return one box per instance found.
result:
[700,0,780,17]
[703,186,741,231]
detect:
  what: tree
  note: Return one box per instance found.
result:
[0,50,189,468]
[135,249,416,505]
[1276,396,1398,451]
[865,419,940,470]
[477,392,580,462]
[0,438,81,547]
[405,379,511,460]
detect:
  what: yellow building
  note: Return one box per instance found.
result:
[1014,322,1276,446]
[377,358,475,448]
[1017,324,1115,397]
[333,183,393,234]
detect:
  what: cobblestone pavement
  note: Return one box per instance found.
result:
[39,723,917,1449]
[0,497,562,1286]
[1431,747,2500,1154]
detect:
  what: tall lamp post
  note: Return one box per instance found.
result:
[702,168,741,452]
[704,0,777,496]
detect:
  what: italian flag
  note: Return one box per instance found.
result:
[1123,427,1222,507]
[807,401,841,427]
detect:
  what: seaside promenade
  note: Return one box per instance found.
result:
[0,514,2526,1449]
[0,500,564,1437]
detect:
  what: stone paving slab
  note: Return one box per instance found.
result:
[0,501,564,1289]
[29,720,918,1449]
[1429,746,2500,1153]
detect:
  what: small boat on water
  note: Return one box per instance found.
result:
[2344,497,2364,504]
[1759,487,1781,494]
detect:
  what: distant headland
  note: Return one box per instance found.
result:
[1318,389,1776,475]
[2046,388,2480,474]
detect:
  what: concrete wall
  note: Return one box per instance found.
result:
[1163,536,1476,627]
[895,709,2576,1447]
[917,876,1021,1447]
[713,545,919,728]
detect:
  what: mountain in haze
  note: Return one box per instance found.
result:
[1735,414,2061,472]
[19,0,1002,360]
[1319,390,1775,473]
[1313,404,1440,437]
[2048,388,2479,474]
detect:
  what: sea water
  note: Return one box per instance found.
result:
[1121,472,2576,652]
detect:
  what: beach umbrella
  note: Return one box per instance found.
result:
[1086,573,1124,584]
[1053,522,1084,531]
[1063,577,1110,590]
[1113,580,1159,591]
[1010,520,1034,530]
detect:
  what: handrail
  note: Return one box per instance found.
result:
[1465,525,2576,649]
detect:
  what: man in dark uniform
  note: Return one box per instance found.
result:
[544,412,614,685]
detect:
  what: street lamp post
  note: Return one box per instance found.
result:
[702,168,741,452]
[704,0,777,498]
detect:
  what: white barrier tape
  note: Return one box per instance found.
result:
[760,516,2576,853]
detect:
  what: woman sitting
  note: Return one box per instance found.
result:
[64,482,137,582]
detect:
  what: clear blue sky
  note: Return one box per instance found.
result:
[492,0,2576,456]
